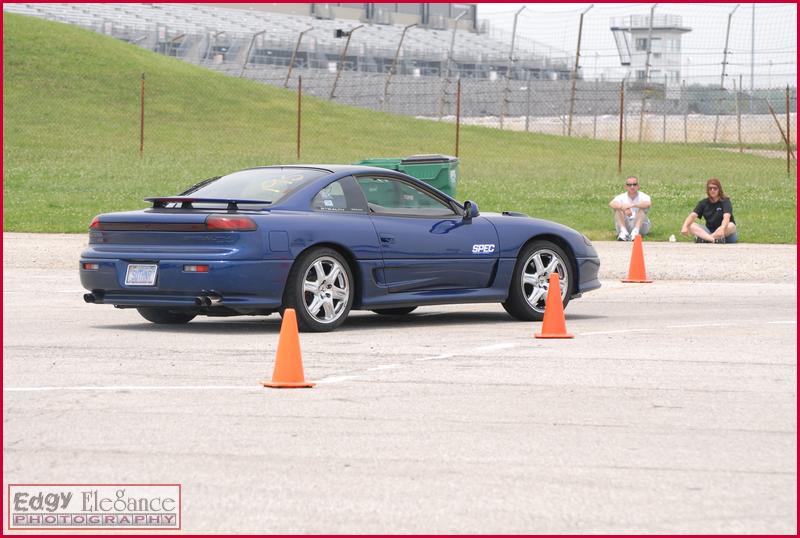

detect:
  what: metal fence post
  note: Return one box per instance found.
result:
[455,78,461,157]
[501,6,526,130]
[618,78,625,173]
[592,79,598,140]
[787,85,792,177]
[525,73,532,132]
[767,101,794,160]
[330,25,363,100]
[296,76,302,160]
[683,80,688,143]
[285,26,313,88]
[567,5,593,137]
[662,74,667,143]
[714,4,740,143]
[139,73,145,156]
[383,23,417,110]
[624,79,629,142]
[734,77,742,153]
[240,30,265,78]
[638,3,658,143]
[438,12,466,120]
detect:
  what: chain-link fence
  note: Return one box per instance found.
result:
[5,3,798,169]
[76,3,797,172]
[3,4,797,239]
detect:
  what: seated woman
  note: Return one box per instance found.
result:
[680,178,738,244]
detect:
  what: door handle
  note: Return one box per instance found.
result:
[380,234,395,244]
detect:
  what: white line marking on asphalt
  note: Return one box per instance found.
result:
[316,376,359,384]
[474,342,518,352]
[367,364,403,371]
[578,328,652,336]
[4,385,263,393]
[10,319,794,392]
[579,320,797,337]
[666,323,734,329]
[416,353,455,361]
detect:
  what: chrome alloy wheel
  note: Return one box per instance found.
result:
[520,249,568,313]
[302,256,350,324]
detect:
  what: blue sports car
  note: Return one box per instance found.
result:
[80,165,600,332]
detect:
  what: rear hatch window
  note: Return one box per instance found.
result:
[182,167,329,209]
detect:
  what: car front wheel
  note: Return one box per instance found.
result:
[283,247,354,332]
[502,240,573,321]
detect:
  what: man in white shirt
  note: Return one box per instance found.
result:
[609,176,652,241]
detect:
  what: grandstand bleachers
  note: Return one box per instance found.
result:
[4,3,580,117]
[3,3,570,76]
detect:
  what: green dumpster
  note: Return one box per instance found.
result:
[355,154,459,198]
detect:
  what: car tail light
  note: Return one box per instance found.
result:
[183,264,210,273]
[205,216,257,231]
[82,262,99,270]
[89,216,100,229]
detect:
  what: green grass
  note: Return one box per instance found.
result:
[3,14,796,242]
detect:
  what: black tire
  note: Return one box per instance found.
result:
[136,307,196,324]
[502,240,574,322]
[283,247,354,332]
[371,307,418,316]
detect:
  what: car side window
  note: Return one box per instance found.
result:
[356,176,456,217]
[311,176,369,214]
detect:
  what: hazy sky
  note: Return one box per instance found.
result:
[475,3,797,87]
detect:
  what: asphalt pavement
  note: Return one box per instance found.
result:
[3,234,797,533]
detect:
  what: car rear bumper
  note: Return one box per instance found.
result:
[79,257,291,309]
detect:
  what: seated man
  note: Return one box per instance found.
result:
[609,176,652,241]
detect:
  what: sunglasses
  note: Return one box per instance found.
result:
[708,186,719,190]
[625,183,638,187]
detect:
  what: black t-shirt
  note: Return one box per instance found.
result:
[693,197,735,232]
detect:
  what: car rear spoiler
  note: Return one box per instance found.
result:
[144,197,273,210]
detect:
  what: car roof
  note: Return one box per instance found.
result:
[241,164,409,176]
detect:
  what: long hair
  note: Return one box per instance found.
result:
[706,178,728,199]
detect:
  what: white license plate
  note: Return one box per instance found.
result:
[125,264,158,286]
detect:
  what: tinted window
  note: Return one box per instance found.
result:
[356,176,455,217]
[184,168,328,207]
[311,177,368,213]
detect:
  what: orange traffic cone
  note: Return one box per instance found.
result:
[262,308,315,388]
[621,234,653,283]
[534,273,574,339]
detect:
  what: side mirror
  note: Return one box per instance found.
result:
[462,200,479,221]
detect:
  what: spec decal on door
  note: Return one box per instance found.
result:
[472,244,496,254]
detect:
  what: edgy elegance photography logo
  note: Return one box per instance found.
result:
[8,484,181,530]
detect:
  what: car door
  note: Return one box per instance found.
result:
[355,175,499,293]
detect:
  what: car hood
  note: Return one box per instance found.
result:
[481,211,575,233]
[480,212,597,258]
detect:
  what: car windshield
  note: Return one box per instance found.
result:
[182,168,329,205]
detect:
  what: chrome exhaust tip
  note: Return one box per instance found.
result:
[195,295,222,307]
